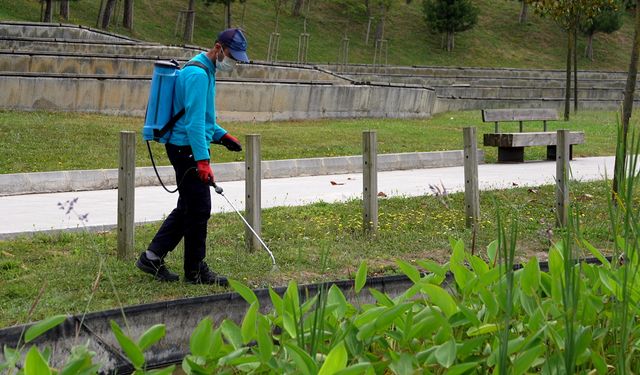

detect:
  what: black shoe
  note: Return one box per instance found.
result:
[136,252,179,282]
[185,262,229,286]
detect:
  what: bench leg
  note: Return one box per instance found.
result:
[498,147,524,163]
[547,145,574,160]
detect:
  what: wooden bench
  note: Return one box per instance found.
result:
[481,108,585,163]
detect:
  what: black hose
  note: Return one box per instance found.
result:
[146,140,194,194]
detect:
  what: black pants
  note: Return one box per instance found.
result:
[148,143,211,273]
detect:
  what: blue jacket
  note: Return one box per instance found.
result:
[168,53,227,161]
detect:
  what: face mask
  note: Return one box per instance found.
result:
[216,54,237,72]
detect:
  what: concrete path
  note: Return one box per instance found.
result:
[0,156,615,239]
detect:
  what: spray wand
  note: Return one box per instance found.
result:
[211,182,278,271]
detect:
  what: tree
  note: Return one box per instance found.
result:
[613,0,640,198]
[123,0,134,30]
[292,0,304,16]
[100,0,117,30]
[41,0,54,22]
[60,0,70,20]
[581,1,624,60]
[529,0,617,120]
[184,0,196,43]
[422,0,479,52]
[204,0,236,28]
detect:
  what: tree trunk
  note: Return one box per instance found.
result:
[585,33,594,61]
[374,17,384,41]
[43,0,53,22]
[123,0,134,30]
[101,0,117,30]
[447,31,454,52]
[519,1,528,24]
[292,0,304,17]
[184,0,196,43]
[364,0,371,17]
[225,3,232,28]
[613,0,640,198]
[60,0,69,20]
[574,24,578,113]
[564,31,572,121]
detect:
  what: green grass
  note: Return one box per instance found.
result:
[0,0,635,70]
[0,178,625,328]
[0,109,626,174]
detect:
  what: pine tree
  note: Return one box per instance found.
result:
[422,0,479,52]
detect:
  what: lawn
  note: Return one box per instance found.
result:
[0,109,626,174]
[0,178,624,328]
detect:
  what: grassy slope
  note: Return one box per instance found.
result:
[0,0,635,70]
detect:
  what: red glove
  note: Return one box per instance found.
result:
[217,133,242,152]
[196,160,214,184]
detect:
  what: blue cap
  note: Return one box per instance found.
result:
[217,28,249,63]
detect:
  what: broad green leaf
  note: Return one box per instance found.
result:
[283,312,297,338]
[241,301,259,344]
[479,290,498,319]
[468,255,489,276]
[318,341,348,375]
[24,346,51,375]
[447,362,479,375]
[183,355,209,374]
[467,324,499,336]
[327,285,349,318]
[450,238,465,263]
[109,320,144,369]
[25,315,66,343]
[513,345,543,375]
[434,339,457,368]
[521,257,541,296]
[218,348,249,366]
[190,318,214,357]
[368,288,394,307]
[334,363,373,375]
[256,315,273,364]
[268,287,283,316]
[389,353,414,375]
[229,279,258,306]
[416,260,447,278]
[396,259,421,284]
[285,343,317,375]
[422,284,458,318]
[582,239,610,267]
[138,324,165,351]
[220,319,243,350]
[3,346,19,368]
[355,262,368,293]
[591,351,607,374]
[354,306,385,327]
[283,280,300,318]
[374,303,412,330]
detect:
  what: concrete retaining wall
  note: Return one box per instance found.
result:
[433,96,633,112]
[0,52,348,82]
[323,64,630,81]
[0,21,137,42]
[0,38,202,59]
[0,75,435,119]
[0,150,482,196]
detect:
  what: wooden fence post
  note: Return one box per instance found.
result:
[117,131,135,259]
[556,129,570,227]
[463,127,480,229]
[363,131,378,234]
[245,134,261,251]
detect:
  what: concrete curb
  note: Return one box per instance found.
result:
[0,150,484,196]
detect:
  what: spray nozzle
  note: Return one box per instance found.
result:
[211,181,224,195]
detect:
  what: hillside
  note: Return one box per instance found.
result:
[0,0,635,70]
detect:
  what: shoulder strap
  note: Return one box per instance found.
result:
[153,60,212,140]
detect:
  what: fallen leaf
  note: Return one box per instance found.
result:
[377,191,387,197]
[330,181,345,186]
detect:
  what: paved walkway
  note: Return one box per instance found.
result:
[0,156,615,238]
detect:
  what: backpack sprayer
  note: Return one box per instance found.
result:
[143,60,278,271]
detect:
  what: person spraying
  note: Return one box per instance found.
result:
[136,28,249,285]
